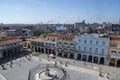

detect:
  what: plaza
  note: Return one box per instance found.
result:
[0,52,119,80]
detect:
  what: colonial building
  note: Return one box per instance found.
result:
[23,39,31,50]
[44,33,60,55]
[76,34,110,64]
[30,36,46,53]
[107,36,120,67]
[74,20,86,33]
[0,37,22,59]
[56,33,76,59]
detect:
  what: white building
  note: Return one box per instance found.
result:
[76,34,110,64]
[56,26,67,31]
[74,20,86,33]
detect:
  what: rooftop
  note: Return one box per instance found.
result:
[0,36,22,46]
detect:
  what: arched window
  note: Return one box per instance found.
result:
[84,47,86,52]
[101,49,105,54]
[79,39,81,42]
[84,40,87,44]
[79,46,81,51]
[102,41,105,45]
[90,40,92,44]
[95,48,98,53]
[96,41,99,45]
[89,48,92,53]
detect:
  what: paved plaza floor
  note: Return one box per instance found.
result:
[0,53,119,80]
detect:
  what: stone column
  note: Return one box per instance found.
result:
[44,48,46,54]
[68,53,70,58]
[92,56,94,63]
[98,57,100,64]
[104,57,107,65]
[74,52,78,60]
[81,54,83,61]
[86,55,89,62]
[34,46,35,52]
[115,59,118,67]
[62,52,64,57]
[55,50,58,56]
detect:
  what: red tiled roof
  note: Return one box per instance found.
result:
[31,37,46,42]
[0,37,22,46]
[58,33,75,39]
[110,36,120,40]
[47,33,61,37]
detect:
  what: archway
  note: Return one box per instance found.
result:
[45,48,48,54]
[100,57,104,64]
[58,53,62,57]
[49,49,51,54]
[69,54,74,59]
[109,58,116,66]
[3,51,7,57]
[38,47,40,52]
[64,53,68,58]
[93,56,98,63]
[28,43,30,49]
[52,49,55,55]
[77,54,81,60]
[8,49,11,56]
[41,48,44,53]
[88,55,92,62]
[35,47,37,52]
[117,59,120,67]
[82,55,87,61]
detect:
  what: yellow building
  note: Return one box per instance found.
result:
[44,33,60,55]
[57,33,76,59]
[0,36,22,59]
[108,36,120,67]
[23,39,31,50]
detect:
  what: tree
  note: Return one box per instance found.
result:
[32,29,46,36]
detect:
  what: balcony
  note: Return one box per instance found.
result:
[57,48,62,52]
[63,49,69,52]
[69,45,74,48]
[110,44,117,47]
[63,44,68,47]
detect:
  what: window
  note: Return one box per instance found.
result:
[101,49,105,54]
[90,40,92,44]
[84,40,87,44]
[89,48,92,53]
[84,47,86,52]
[96,41,99,45]
[49,43,51,46]
[95,48,98,53]
[79,46,81,51]
[52,44,55,47]
[102,41,105,45]
[79,39,81,42]
[45,43,48,46]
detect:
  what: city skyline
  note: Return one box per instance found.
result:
[0,0,120,24]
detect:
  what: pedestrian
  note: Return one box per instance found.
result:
[65,62,68,67]
[60,61,62,64]
[54,61,58,67]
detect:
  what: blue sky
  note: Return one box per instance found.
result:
[0,0,120,24]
